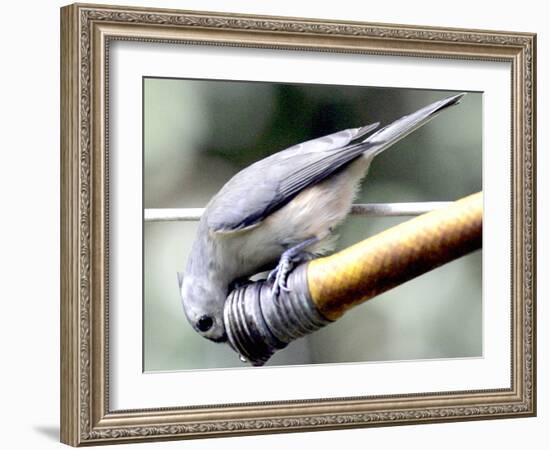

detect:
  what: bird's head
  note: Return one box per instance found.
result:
[178,272,228,343]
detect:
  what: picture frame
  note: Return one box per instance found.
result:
[60,2,536,446]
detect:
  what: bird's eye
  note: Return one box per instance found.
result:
[196,315,214,332]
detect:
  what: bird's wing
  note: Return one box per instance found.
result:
[273,122,379,159]
[206,93,465,233]
[205,124,378,233]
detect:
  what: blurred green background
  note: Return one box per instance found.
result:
[143,78,482,371]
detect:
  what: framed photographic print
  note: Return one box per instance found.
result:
[60,3,536,446]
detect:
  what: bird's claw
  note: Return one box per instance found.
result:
[267,237,319,300]
[268,258,293,298]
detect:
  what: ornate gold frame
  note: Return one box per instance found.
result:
[60,3,536,446]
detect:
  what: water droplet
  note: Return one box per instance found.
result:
[239,354,247,363]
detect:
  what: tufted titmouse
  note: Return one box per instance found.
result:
[178,93,465,342]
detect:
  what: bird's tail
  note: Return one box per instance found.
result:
[362,93,466,158]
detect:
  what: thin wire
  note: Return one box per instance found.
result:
[144,202,452,222]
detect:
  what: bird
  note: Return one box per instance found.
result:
[178,93,466,343]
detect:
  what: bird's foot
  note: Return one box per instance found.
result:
[267,258,294,297]
[268,237,318,298]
